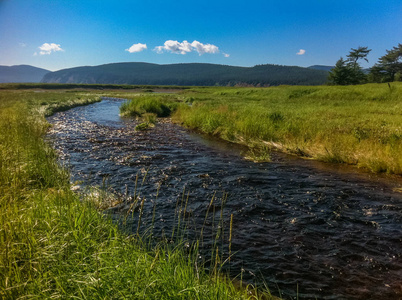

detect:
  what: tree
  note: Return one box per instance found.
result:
[328,46,371,85]
[370,43,402,82]
[328,58,354,85]
[368,64,387,83]
[347,46,371,69]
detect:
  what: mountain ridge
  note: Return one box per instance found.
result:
[41,62,329,86]
[0,65,50,83]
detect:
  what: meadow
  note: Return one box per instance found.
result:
[0,87,275,299]
[171,83,402,174]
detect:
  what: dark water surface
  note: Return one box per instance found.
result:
[47,98,402,300]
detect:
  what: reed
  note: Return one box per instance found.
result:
[229,214,233,264]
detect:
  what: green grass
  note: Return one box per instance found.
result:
[0,88,277,299]
[172,83,402,174]
[120,95,179,117]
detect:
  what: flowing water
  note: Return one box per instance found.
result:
[47,98,402,300]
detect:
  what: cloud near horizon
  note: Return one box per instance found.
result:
[38,43,64,55]
[296,49,306,55]
[125,43,147,53]
[154,40,220,56]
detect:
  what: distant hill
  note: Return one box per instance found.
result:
[308,65,334,72]
[308,64,371,74]
[0,65,50,83]
[42,62,329,86]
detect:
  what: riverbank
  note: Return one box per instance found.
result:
[0,89,275,299]
[172,83,402,174]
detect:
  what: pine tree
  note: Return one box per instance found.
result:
[347,46,371,69]
[328,46,371,85]
[328,58,353,85]
[370,43,402,82]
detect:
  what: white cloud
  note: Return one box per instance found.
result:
[154,40,220,55]
[125,43,147,53]
[38,43,64,55]
[154,40,192,55]
[296,49,306,55]
[223,52,230,58]
[190,40,219,55]
[19,42,27,48]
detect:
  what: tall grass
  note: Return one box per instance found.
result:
[0,88,277,299]
[120,95,179,117]
[173,83,402,174]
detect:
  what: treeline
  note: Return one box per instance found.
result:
[0,82,190,90]
[41,62,328,86]
[328,43,402,85]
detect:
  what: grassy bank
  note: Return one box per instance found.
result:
[0,89,275,299]
[172,83,402,174]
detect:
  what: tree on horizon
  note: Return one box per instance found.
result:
[369,43,402,82]
[328,46,371,85]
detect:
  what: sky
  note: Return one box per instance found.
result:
[0,0,401,71]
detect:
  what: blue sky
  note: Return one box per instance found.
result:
[0,0,401,71]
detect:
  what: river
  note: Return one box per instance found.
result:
[47,98,402,300]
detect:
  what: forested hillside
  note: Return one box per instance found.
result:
[308,65,334,72]
[41,62,328,86]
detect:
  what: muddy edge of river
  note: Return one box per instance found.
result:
[47,98,402,300]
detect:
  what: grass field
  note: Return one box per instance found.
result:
[172,83,402,174]
[0,88,275,299]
